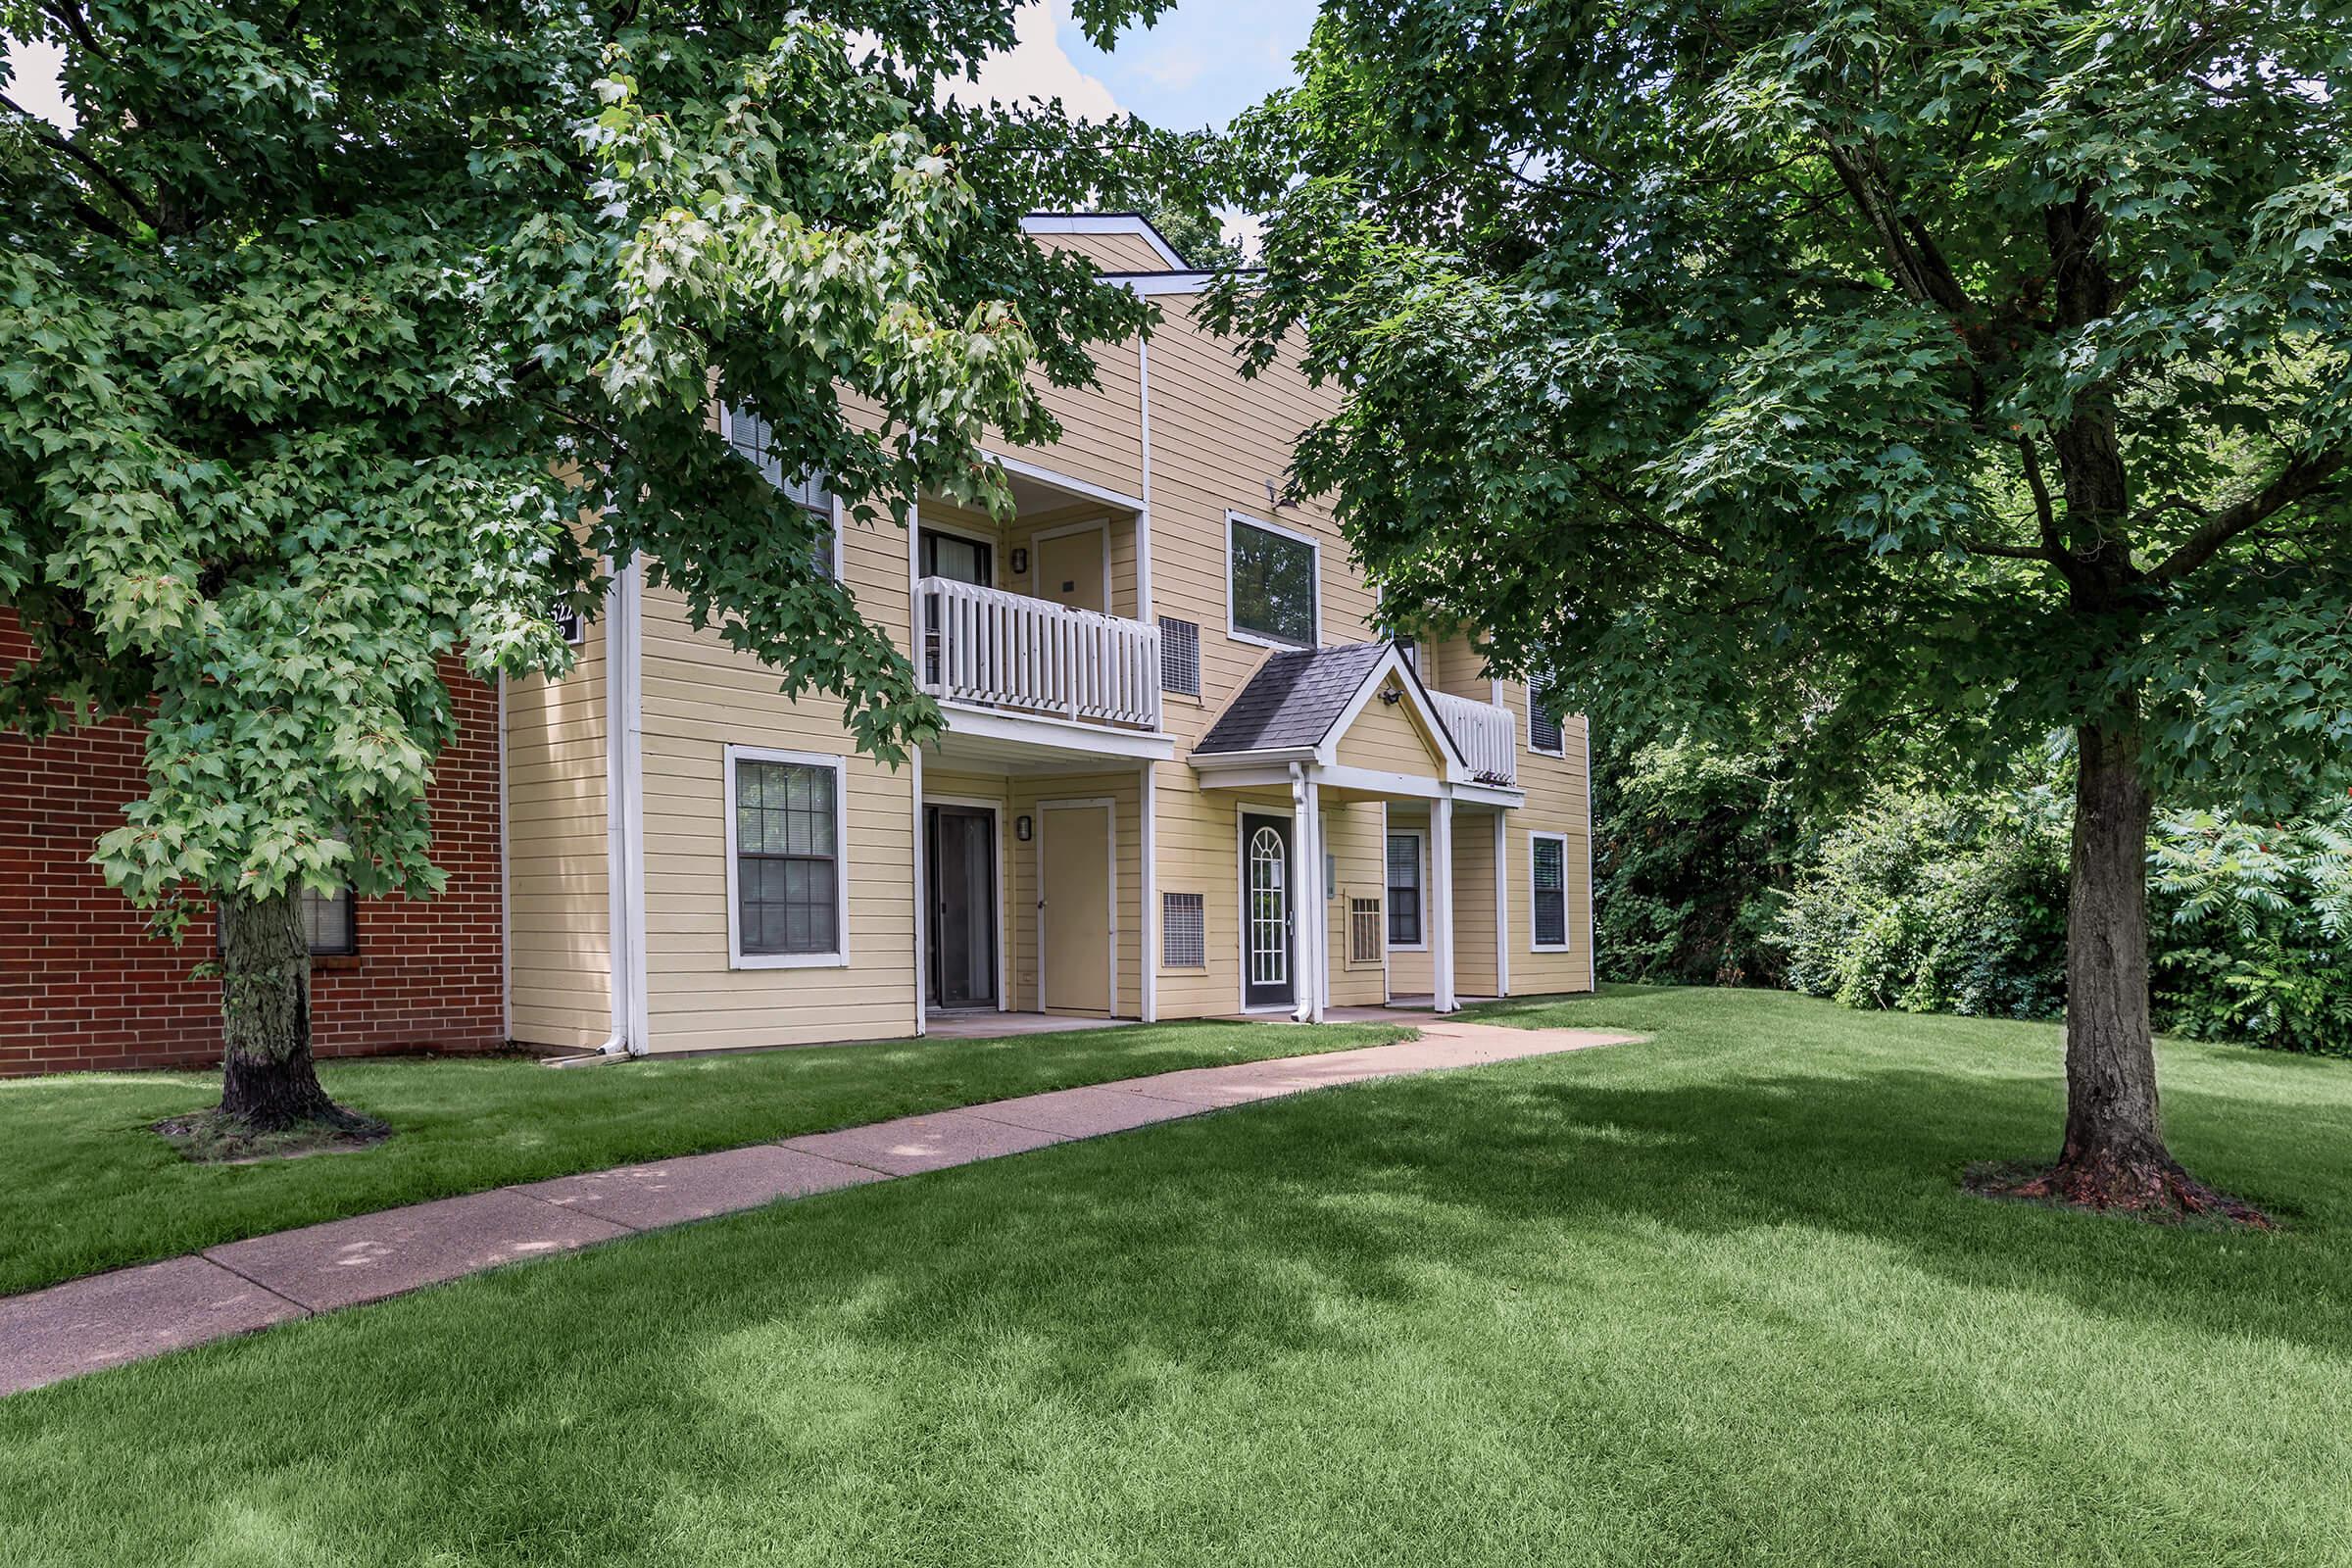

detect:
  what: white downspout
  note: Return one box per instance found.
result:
[604,554,649,1056]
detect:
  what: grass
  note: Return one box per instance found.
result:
[8,986,2352,1565]
[0,1018,1407,1298]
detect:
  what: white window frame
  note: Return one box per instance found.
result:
[1224,510,1322,652]
[1525,673,1566,758]
[1529,830,1572,953]
[723,744,852,970]
[718,403,845,580]
[1385,827,1428,952]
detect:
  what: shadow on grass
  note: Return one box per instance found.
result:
[8,1023,2350,1565]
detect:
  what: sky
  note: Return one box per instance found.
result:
[970,0,1318,130]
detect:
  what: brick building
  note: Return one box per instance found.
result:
[0,613,507,1075]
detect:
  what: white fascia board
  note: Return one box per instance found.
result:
[1022,212,1187,269]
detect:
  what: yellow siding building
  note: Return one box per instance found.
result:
[506,213,1594,1054]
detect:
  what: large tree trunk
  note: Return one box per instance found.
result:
[216,889,366,1131]
[2000,720,2266,1223]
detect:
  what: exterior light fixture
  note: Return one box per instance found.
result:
[1015,814,1033,842]
[1009,547,1029,575]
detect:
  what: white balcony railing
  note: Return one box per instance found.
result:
[1430,689,1517,785]
[919,576,1162,731]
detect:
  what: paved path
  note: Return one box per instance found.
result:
[0,1019,1634,1397]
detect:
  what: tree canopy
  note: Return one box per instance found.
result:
[1,0,1191,925]
[1215,0,2352,813]
[1212,0,2351,1215]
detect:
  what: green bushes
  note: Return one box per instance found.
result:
[1592,738,1798,988]
[2150,807,2352,1054]
[1774,791,2072,1020]
[1594,729,2352,1053]
[1766,794,2352,1053]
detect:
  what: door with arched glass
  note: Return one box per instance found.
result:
[1241,811,1295,1009]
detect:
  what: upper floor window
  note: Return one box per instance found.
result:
[1527,670,1565,756]
[721,403,838,578]
[1227,514,1319,649]
[726,747,849,967]
[1394,635,1419,672]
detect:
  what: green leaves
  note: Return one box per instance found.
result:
[1220,0,2352,812]
[3,1,1172,911]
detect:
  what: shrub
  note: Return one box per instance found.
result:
[1593,736,1799,987]
[2150,806,2352,1054]
[1774,790,2072,1020]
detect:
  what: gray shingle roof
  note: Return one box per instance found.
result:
[1193,643,1396,755]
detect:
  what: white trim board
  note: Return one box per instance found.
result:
[1020,212,1187,269]
[722,744,854,971]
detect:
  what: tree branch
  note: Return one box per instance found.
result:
[2148,447,2352,583]
[2016,432,2063,556]
[0,91,160,230]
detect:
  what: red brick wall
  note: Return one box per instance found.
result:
[0,616,508,1075]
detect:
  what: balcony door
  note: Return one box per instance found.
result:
[1241,811,1295,1009]
[1034,522,1106,613]
[920,529,993,688]
[920,529,992,587]
[926,805,998,1010]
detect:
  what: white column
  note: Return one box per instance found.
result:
[1432,791,1456,1013]
[1493,810,1511,999]
[1304,776,1326,1023]
[1290,764,1316,1023]
[1140,762,1158,1022]
[909,508,927,1037]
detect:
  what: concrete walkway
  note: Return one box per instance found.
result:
[0,1018,1634,1397]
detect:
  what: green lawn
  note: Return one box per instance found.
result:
[0,1018,1407,1298]
[8,987,2352,1565]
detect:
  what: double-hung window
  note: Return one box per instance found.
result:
[1530,832,1570,951]
[1527,670,1565,756]
[722,403,839,578]
[726,748,848,967]
[1385,830,1425,950]
[1226,514,1319,649]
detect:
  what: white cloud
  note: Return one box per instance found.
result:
[1133,43,1206,92]
[956,1,1123,122]
[4,35,75,129]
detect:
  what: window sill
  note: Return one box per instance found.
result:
[311,953,363,973]
[1159,964,1210,977]
[1530,944,1572,955]
[1228,627,1318,655]
[1388,942,1428,954]
[730,954,851,970]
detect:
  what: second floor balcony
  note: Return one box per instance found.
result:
[920,575,1162,733]
[1428,688,1517,786]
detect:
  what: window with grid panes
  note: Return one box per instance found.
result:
[723,404,837,577]
[734,759,840,956]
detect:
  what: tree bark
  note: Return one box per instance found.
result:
[1996,719,2267,1222]
[216,889,367,1131]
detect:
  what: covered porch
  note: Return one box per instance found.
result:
[1189,639,1523,1023]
